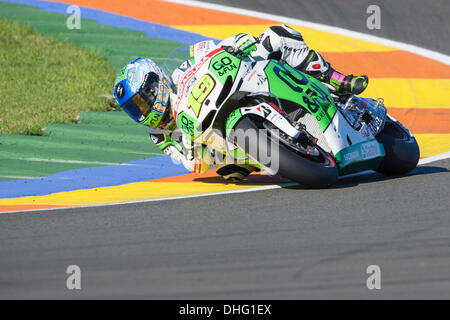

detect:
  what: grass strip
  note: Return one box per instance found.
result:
[0,17,117,135]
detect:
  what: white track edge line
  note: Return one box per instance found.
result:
[0,184,287,215]
[163,0,450,65]
[418,151,450,165]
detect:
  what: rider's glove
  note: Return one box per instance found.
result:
[236,34,258,56]
[177,147,212,174]
[221,33,258,57]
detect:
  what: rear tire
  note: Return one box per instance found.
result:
[375,117,420,176]
[231,116,339,188]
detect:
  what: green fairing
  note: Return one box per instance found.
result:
[225,109,243,136]
[335,140,386,175]
[224,109,261,166]
[177,111,201,140]
[209,52,242,85]
[264,61,337,132]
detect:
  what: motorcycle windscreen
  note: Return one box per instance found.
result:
[164,45,191,74]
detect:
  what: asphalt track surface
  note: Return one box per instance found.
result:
[0,0,449,299]
[202,0,450,55]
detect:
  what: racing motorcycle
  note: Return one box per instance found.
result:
[165,41,420,188]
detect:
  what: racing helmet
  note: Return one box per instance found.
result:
[113,58,174,128]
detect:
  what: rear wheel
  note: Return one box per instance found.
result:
[375,117,420,175]
[230,116,338,188]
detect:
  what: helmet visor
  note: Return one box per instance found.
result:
[121,71,161,123]
[121,92,155,123]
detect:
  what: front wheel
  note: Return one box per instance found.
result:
[230,116,339,188]
[375,117,420,175]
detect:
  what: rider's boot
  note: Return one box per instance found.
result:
[298,50,369,95]
[214,162,259,181]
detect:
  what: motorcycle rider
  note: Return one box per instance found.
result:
[113,25,369,180]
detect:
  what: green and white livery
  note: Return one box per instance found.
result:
[166,41,419,187]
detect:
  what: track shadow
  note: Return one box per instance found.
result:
[193,164,448,189]
[285,164,449,190]
[192,172,291,185]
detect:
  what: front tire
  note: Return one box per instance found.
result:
[231,116,339,188]
[375,117,420,175]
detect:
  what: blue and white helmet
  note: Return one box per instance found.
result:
[113,58,174,128]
